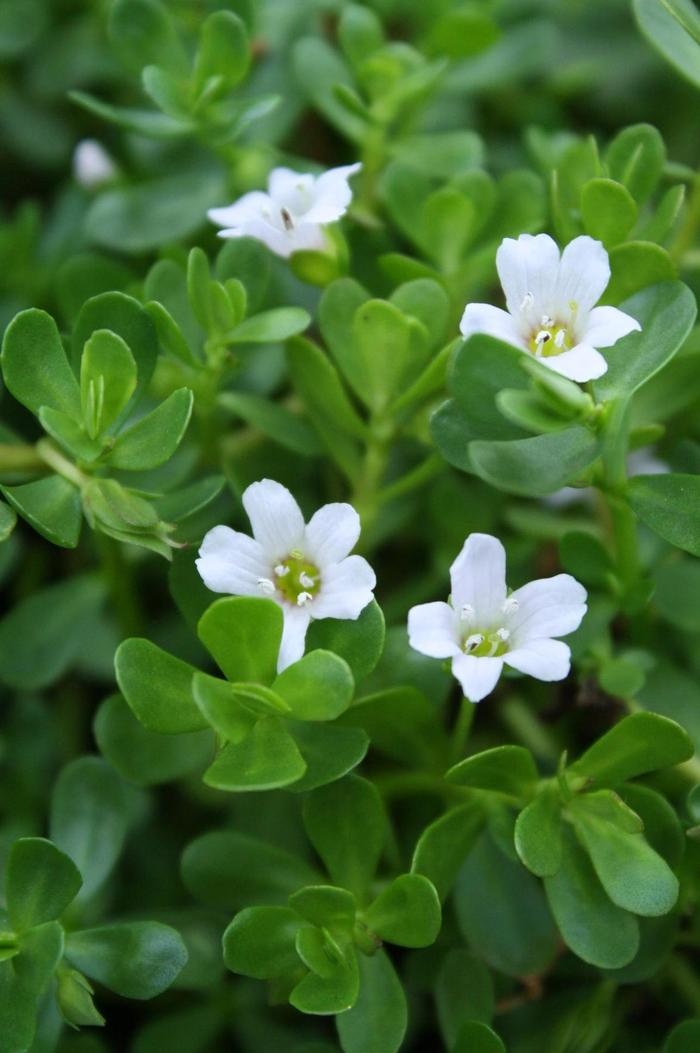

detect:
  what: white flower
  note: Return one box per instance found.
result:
[207,163,362,259]
[407,533,587,703]
[73,139,117,190]
[196,479,376,672]
[460,233,641,383]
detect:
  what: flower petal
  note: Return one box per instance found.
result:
[208,191,272,229]
[507,574,587,644]
[312,555,376,619]
[278,606,311,672]
[407,602,461,659]
[304,163,362,223]
[267,167,315,214]
[459,303,524,348]
[496,234,560,321]
[304,503,361,566]
[540,343,608,382]
[504,638,571,681]
[216,216,326,258]
[195,525,271,596]
[450,533,507,626]
[584,305,641,348]
[242,479,305,559]
[451,654,503,702]
[556,236,610,315]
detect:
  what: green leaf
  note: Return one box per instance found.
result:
[581,178,637,246]
[593,282,696,401]
[364,874,441,948]
[292,37,364,143]
[351,299,420,413]
[66,922,187,999]
[181,830,320,909]
[570,796,679,916]
[106,388,193,471]
[545,828,639,968]
[559,531,613,588]
[446,745,538,798]
[339,685,447,769]
[286,722,369,792]
[605,123,666,205]
[469,427,600,497]
[194,10,249,95]
[664,1019,700,1052]
[634,0,700,91]
[6,838,81,931]
[628,472,700,556]
[570,712,693,785]
[0,474,82,548]
[69,90,193,138]
[303,776,385,898]
[455,832,558,977]
[191,672,260,740]
[95,694,214,786]
[49,757,129,902]
[336,950,407,1053]
[273,650,354,721]
[289,886,356,932]
[222,906,300,979]
[452,1023,506,1053]
[72,292,159,406]
[338,4,384,66]
[115,638,207,733]
[290,938,359,1015]
[620,783,686,869]
[654,556,700,631]
[435,949,494,1050]
[218,392,321,457]
[228,307,311,344]
[80,329,137,438]
[0,922,64,1052]
[56,967,105,1029]
[605,241,675,303]
[108,0,188,76]
[203,716,307,792]
[306,601,385,683]
[39,406,101,462]
[197,597,283,684]
[1,308,80,418]
[0,499,15,542]
[0,575,103,689]
[411,802,485,901]
[515,783,563,877]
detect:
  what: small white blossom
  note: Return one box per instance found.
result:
[460,233,641,383]
[196,478,376,672]
[207,163,362,259]
[407,533,587,703]
[73,139,117,190]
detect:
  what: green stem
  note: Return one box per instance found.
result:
[664,954,700,1015]
[450,697,475,765]
[671,166,700,266]
[500,697,560,764]
[373,771,465,803]
[94,532,144,637]
[377,454,443,506]
[35,439,87,488]
[0,443,45,473]
[351,418,392,538]
[599,399,640,591]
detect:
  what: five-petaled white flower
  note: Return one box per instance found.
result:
[460,233,641,382]
[207,163,362,259]
[407,533,587,703]
[196,479,376,672]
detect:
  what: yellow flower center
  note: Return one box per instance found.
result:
[273,551,320,606]
[463,628,510,658]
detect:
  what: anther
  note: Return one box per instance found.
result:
[541,314,554,327]
[290,548,303,560]
[535,330,551,345]
[297,591,313,606]
[274,564,289,577]
[496,628,510,641]
[257,577,276,595]
[300,571,316,588]
[460,603,475,621]
[281,207,294,231]
[465,633,484,653]
[503,596,519,614]
[554,329,566,348]
[520,292,534,312]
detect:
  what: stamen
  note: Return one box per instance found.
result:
[541,314,554,328]
[299,571,316,588]
[496,628,510,641]
[465,633,485,653]
[257,577,276,595]
[290,548,303,560]
[274,564,289,577]
[460,603,475,621]
[554,329,566,348]
[281,207,294,231]
[503,596,519,614]
[520,292,534,312]
[297,591,313,606]
[535,330,551,345]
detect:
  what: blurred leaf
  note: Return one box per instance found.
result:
[336,950,406,1053]
[66,922,187,999]
[628,472,700,556]
[1,475,82,549]
[6,838,81,931]
[2,308,80,418]
[634,0,700,90]
[303,776,385,898]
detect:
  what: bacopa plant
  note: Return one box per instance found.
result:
[2,1,700,1052]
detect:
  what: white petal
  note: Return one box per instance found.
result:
[407,602,461,659]
[507,574,587,644]
[450,534,507,626]
[459,303,524,348]
[268,168,315,214]
[555,236,610,315]
[504,638,571,681]
[584,306,641,348]
[496,234,560,320]
[208,191,272,229]
[540,343,608,382]
[216,216,326,258]
[304,503,361,566]
[311,555,376,619]
[195,525,270,596]
[242,479,305,560]
[278,606,311,672]
[303,162,362,223]
[451,654,503,702]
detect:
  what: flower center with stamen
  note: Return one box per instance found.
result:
[463,627,511,658]
[273,551,320,606]
[522,302,578,360]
